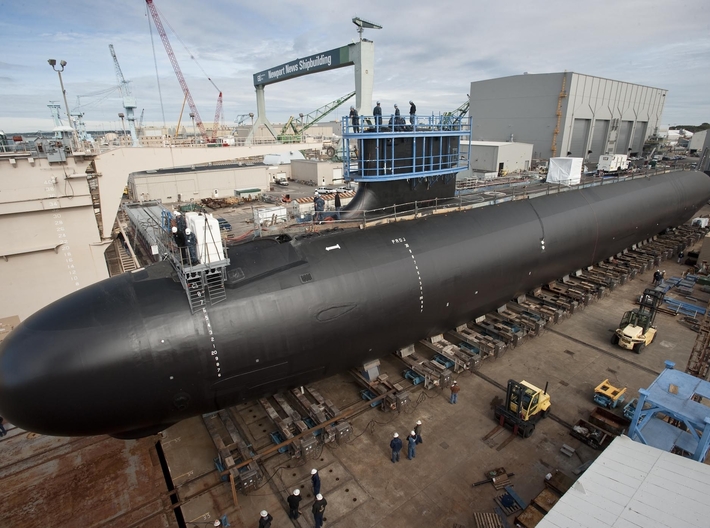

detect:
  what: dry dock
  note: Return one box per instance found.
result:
[1,208,708,528]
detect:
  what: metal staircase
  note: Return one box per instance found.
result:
[205,269,227,305]
[116,241,138,273]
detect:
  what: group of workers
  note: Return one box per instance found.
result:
[349,100,417,132]
[313,191,342,222]
[170,211,199,265]
[389,419,424,462]
[258,468,328,528]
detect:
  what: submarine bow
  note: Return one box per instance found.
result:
[0,171,709,438]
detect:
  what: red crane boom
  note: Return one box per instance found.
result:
[146,0,207,140]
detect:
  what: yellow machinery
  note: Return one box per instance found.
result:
[593,379,627,409]
[494,379,551,438]
[611,288,663,353]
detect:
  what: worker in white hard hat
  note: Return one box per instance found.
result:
[390,431,403,463]
[258,509,273,528]
[312,493,328,528]
[407,430,417,460]
[287,488,302,519]
[450,379,460,404]
[311,468,321,495]
[414,419,423,444]
[213,520,221,527]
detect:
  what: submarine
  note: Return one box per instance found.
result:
[1,168,709,439]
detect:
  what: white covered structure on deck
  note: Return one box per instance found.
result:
[537,434,710,528]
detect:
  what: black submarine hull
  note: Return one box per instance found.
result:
[1,171,709,438]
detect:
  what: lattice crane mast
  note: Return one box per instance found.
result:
[146,0,207,140]
[109,44,140,146]
[207,77,223,140]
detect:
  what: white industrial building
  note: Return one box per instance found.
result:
[469,72,667,163]
[466,141,533,175]
[129,163,269,203]
[691,129,710,173]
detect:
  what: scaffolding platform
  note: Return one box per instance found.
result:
[628,361,710,462]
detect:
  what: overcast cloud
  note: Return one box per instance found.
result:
[1,0,708,133]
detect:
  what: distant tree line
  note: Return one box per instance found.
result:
[669,123,710,133]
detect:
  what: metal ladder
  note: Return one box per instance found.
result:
[205,268,227,305]
[185,273,206,312]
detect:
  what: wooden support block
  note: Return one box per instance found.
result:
[515,504,545,528]
[532,488,560,513]
[560,443,575,457]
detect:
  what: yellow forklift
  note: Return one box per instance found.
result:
[494,379,551,438]
[611,288,663,353]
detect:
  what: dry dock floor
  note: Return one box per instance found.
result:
[1,217,707,528]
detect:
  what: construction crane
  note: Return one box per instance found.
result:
[212,90,223,140]
[138,109,145,132]
[442,99,470,128]
[146,0,207,141]
[278,91,356,143]
[109,44,140,147]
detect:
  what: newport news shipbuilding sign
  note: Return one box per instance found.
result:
[253,46,353,86]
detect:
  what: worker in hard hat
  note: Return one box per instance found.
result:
[312,493,327,528]
[450,380,460,404]
[349,105,360,133]
[258,509,273,528]
[184,228,199,265]
[407,430,417,460]
[414,419,423,444]
[311,468,321,496]
[390,432,403,463]
[287,488,302,519]
[373,101,382,127]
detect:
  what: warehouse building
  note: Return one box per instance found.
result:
[129,162,269,203]
[469,72,667,163]
[466,140,533,176]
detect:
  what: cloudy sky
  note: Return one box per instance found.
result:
[1,0,708,133]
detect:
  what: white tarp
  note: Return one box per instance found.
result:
[185,212,225,263]
[547,157,582,185]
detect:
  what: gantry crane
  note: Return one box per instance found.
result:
[146,0,207,141]
[109,44,140,147]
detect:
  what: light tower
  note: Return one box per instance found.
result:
[352,17,382,41]
[47,59,79,150]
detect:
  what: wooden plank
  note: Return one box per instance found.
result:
[472,512,504,528]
